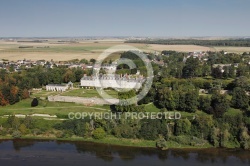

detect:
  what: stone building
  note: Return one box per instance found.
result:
[46,82,73,92]
[80,74,144,90]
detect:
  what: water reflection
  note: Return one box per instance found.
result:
[0,139,249,166]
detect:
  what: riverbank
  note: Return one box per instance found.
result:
[1,139,249,166]
[0,135,213,149]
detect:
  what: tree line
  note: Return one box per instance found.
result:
[126,39,250,47]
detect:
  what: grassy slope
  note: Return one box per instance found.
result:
[0,89,242,149]
[0,99,110,116]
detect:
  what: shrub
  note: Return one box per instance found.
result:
[156,135,168,150]
[93,128,106,139]
[12,130,22,138]
[19,124,28,134]
[31,98,39,107]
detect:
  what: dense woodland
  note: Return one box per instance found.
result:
[0,50,250,149]
[126,39,250,47]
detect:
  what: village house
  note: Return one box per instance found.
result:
[212,63,239,73]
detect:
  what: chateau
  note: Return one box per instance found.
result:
[80,74,145,90]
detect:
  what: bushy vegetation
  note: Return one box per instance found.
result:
[0,50,250,150]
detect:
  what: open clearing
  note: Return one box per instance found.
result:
[0,39,249,61]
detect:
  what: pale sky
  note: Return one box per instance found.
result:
[0,0,249,37]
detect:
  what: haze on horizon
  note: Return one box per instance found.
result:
[0,0,249,37]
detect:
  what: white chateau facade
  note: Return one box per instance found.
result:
[80,74,145,90]
[46,82,73,92]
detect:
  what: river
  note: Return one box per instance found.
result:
[0,140,249,166]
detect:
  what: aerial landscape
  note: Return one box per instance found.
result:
[0,0,250,166]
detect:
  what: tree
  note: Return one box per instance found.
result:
[210,127,220,147]
[236,64,247,77]
[223,111,243,137]
[228,65,236,78]
[156,135,168,150]
[50,68,63,84]
[12,130,22,138]
[21,89,30,99]
[157,87,176,110]
[31,98,39,107]
[193,115,214,139]
[182,57,200,78]
[23,116,34,129]
[221,129,230,147]
[231,87,249,109]
[174,119,191,136]
[90,58,96,64]
[222,66,229,78]
[212,67,223,79]
[7,115,20,130]
[37,72,49,86]
[185,91,199,113]
[199,95,212,114]
[202,64,211,77]
[63,69,76,83]
[0,91,8,106]
[92,128,106,139]
[74,68,84,82]
[115,90,137,112]
[138,87,156,104]
[139,119,163,140]
[233,76,250,91]
[19,124,28,134]
[74,121,86,137]
[211,93,230,118]
[9,86,20,105]
[177,91,186,111]
[80,58,89,64]
[239,127,250,149]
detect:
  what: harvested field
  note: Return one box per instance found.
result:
[213,46,250,53]
[0,39,248,61]
[146,44,214,52]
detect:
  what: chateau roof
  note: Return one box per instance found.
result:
[81,74,145,82]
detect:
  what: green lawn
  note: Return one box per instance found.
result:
[144,103,161,112]
[144,103,203,120]
[61,88,118,98]
[0,99,110,117]
[32,89,118,99]
[31,90,60,98]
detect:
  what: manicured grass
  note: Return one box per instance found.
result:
[61,88,118,98]
[144,103,161,112]
[31,91,59,98]
[32,89,118,99]
[0,99,110,116]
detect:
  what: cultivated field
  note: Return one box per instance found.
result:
[213,46,250,53]
[0,39,249,61]
[146,44,214,52]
